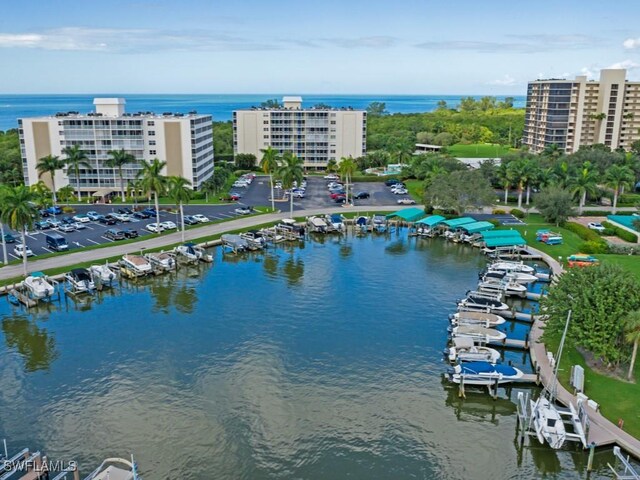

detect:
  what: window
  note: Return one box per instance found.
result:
[148,130,155,136]
[148,121,155,126]
[330,121,336,125]
[149,149,157,155]
[149,140,156,146]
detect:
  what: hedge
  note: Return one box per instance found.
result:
[578,241,609,254]
[510,208,525,219]
[582,210,634,216]
[492,209,506,215]
[350,175,389,183]
[618,193,640,205]
[602,221,639,243]
[563,222,603,242]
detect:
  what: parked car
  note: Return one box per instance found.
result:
[39,209,50,218]
[183,215,199,225]
[161,221,177,230]
[133,211,150,219]
[48,219,62,229]
[330,192,346,199]
[232,180,249,188]
[588,222,606,232]
[234,206,252,215]
[34,220,51,230]
[14,244,34,257]
[3,233,16,243]
[142,208,157,216]
[228,192,242,201]
[73,214,90,223]
[46,205,63,215]
[146,223,165,233]
[104,228,125,240]
[97,215,117,225]
[122,228,139,239]
[390,183,406,191]
[397,198,416,205]
[111,212,130,222]
[192,214,210,223]
[292,190,305,198]
[393,188,408,195]
[105,214,120,223]
[58,224,76,233]
[354,191,370,199]
[86,211,101,221]
[324,173,339,180]
[118,207,133,215]
[73,222,87,230]
[61,216,75,225]
[385,178,400,186]
[334,196,347,204]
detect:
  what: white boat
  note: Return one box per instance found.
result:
[458,291,509,311]
[372,215,387,233]
[240,230,267,249]
[449,361,524,385]
[449,311,506,327]
[530,395,567,449]
[174,242,213,262]
[79,456,140,480]
[450,325,507,343]
[447,337,502,363]
[145,251,177,271]
[489,261,536,275]
[120,254,153,277]
[89,264,117,284]
[483,269,538,285]
[23,272,55,299]
[65,268,96,293]
[478,278,527,297]
[326,213,345,231]
[221,234,249,252]
[307,216,329,233]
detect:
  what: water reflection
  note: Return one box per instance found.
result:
[443,382,517,426]
[2,316,57,372]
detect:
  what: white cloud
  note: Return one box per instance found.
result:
[322,36,397,49]
[607,59,640,70]
[416,34,600,53]
[623,38,640,49]
[488,74,516,86]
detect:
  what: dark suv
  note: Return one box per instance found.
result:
[122,228,139,239]
[97,215,117,225]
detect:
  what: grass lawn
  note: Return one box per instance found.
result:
[446,143,514,158]
[404,179,424,203]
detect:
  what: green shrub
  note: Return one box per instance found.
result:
[234,169,252,176]
[619,193,640,205]
[350,175,387,182]
[602,221,639,243]
[62,206,75,214]
[488,218,501,227]
[609,244,640,255]
[191,191,205,200]
[564,222,602,242]
[492,209,506,215]
[578,241,609,254]
[581,210,633,216]
[510,208,525,219]
[601,228,616,236]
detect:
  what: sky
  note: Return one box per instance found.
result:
[1,0,640,95]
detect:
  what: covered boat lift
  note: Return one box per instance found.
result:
[385,207,426,223]
[413,214,446,237]
[442,217,476,229]
[459,221,495,234]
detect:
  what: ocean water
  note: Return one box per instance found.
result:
[0,233,615,479]
[0,94,526,131]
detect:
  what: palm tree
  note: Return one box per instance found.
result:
[62,144,91,201]
[106,149,136,202]
[569,161,599,214]
[606,164,634,214]
[0,186,38,276]
[496,163,511,204]
[522,159,540,206]
[260,146,280,212]
[57,185,76,206]
[507,158,527,208]
[278,152,304,218]
[624,310,640,381]
[29,181,52,208]
[0,186,8,265]
[137,158,167,230]
[542,144,563,160]
[35,154,64,204]
[326,159,339,173]
[338,156,357,204]
[167,176,192,242]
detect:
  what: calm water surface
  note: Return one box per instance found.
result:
[0,233,616,479]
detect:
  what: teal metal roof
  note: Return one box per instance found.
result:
[415,215,446,227]
[385,207,426,222]
[442,217,476,228]
[481,229,522,239]
[484,235,527,247]
[459,221,495,234]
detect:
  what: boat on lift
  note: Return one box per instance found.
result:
[120,254,153,277]
[145,251,177,272]
[458,291,509,311]
[449,311,506,327]
[450,324,507,343]
[478,278,527,297]
[307,216,329,233]
[448,361,524,385]
[89,264,117,285]
[372,215,388,233]
[221,234,249,252]
[482,269,538,285]
[489,260,536,275]
[326,213,345,231]
[447,337,502,363]
[23,272,55,299]
[174,242,213,262]
[240,230,267,249]
[64,268,96,293]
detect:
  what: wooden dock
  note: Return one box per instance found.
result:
[488,337,529,350]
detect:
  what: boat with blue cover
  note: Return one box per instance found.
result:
[449,361,524,385]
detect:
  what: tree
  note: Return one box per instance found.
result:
[496,163,511,204]
[57,185,76,206]
[326,159,338,174]
[542,264,640,366]
[167,176,192,242]
[235,153,257,170]
[433,132,454,147]
[436,100,448,110]
[0,186,8,265]
[507,158,528,208]
[260,146,280,212]
[458,97,477,112]
[606,164,635,214]
[542,144,564,160]
[62,144,91,201]
[137,158,167,230]
[366,102,388,116]
[35,154,64,204]
[534,186,576,226]
[631,140,640,157]
[106,149,136,202]
[338,156,357,204]
[569,161,599,214]
[424,170,495,214]
[0,185,38,276]
[30,181,52,208]
[260,99,281,109]
[199,177,217,203]
[624,311,640,381]
[278,152,304,218]
[313,103,331,109]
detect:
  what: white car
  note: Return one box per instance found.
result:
[232,180,249,188]
[393,188,409,195]
[146,222,165,233]
[292,191,306,198]
[192,214,210,223]
[234,206,252,215]
[588,222,605,232]
[73,222,87,230]
[397,198,416,205]
[14,244,34,257]
[111,213,130,222]
[72,214,90,223]
[161,221,177,230]
[324,174,339,180]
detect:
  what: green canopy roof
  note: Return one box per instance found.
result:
[481,229,522,239]
[385,207,425,222]
[416,215,446,227]
[484,235,527,247]
[459,221,495,234]
[442,217,476,228]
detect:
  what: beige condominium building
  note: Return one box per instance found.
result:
[233,96,366,169]
[523,68,640,153]
[19,98,214,198]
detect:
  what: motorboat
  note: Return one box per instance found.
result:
[89,264,117,285]
[327,213,345,231]
[450,325,507,343]
[81,456,140,480]
[447,337,502,363]
[448,361,524,385]
[372,215,388,233]
[275,219,304,239]
[221,234,249,253]
[64,268,96,293]
[449,311,506,327]
[478,278,527,297]
[23,272,55,299]
[145,251,177,271]
[489,261,536,275]
[458,291,509,311]
[174,242,213,262]
[120,254,153,277]
[482,269,538,285]
[260,227,287,243]
[307,216,329,233]
[240,230,267,250]
[530,395,567,449]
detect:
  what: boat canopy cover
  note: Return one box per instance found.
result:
[184,242,196,247]
[459,221,495,233]
[442,217,476,228]
[330,214,343,222]
[484,235,527,247]
[480,229,522,239]
[31,271,45,277]
[385,207,425,222]
[356,216,368,225]
[460,362,518,376]
[453,337,475,348]
[416,215,446,226]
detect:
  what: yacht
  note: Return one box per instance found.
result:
[120,254,153,277]
[448,361,524,385]
[23,272,55,299]
[449,311,506,327]
[450,325,507,343]
[482,269,538,285]
[65,268,96,293]
[447,337,502,363]
[478,278,527,297]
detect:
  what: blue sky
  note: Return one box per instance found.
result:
[1,0,640,94]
